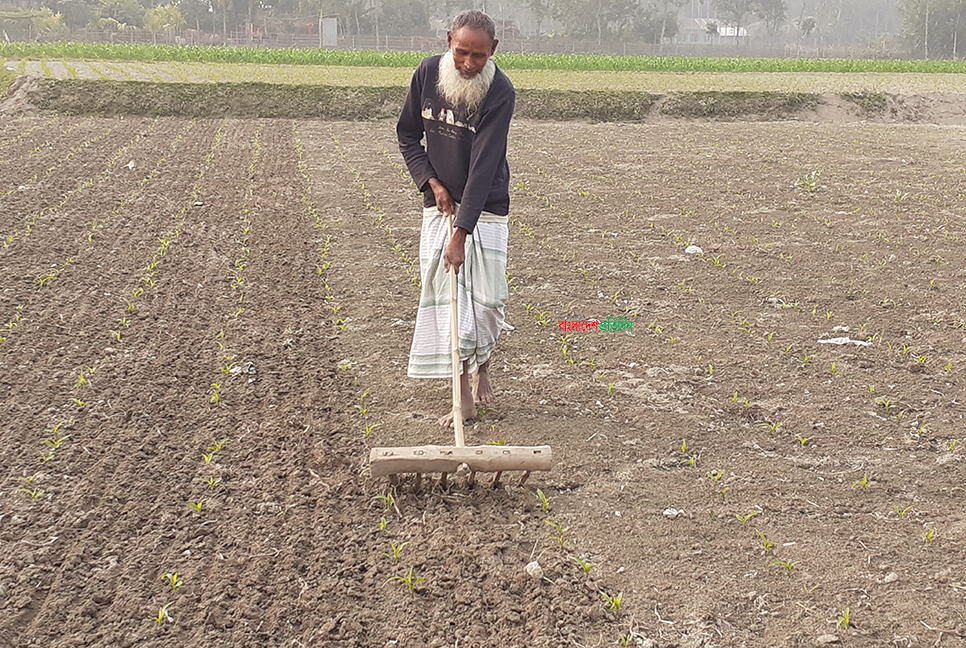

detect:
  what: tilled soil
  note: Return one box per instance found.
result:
[1,115,965,648]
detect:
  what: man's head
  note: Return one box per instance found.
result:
[438,10,498,112]
[447,10,498,80]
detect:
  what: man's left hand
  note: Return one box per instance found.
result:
[444,227,468,274]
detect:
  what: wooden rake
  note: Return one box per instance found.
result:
[368,214,552,488]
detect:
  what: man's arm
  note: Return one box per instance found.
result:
[451,87,515,233]
[396,64,436,193]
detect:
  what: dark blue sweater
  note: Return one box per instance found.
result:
[396,55,515,233]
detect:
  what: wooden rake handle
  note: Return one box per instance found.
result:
[447,213,465,448]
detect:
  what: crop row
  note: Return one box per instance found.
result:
[8,42,966,74]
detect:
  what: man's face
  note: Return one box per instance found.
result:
[447,26,498,80]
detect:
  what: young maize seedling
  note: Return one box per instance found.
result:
[161,572,181,589]
[536,489,550,511]
[600,591,623,612]
[18,488,44,500]
[852,474,872,490]
[546,520,568,546]
[571,556,594,575]
[153,604,173,625]
[756,529,777,550]
[373,493,395,511]
[195,477,221,491]
[707,470,724,483]
[188,500,204,513]
[379,517,388,531]
[894,505,913,519]
[207,439,229,453]
[385,567,424,594]
[836,607,850,630]
[797,435,810,447]
[72,399,85,409]
[18,473,40,485]
[383,541,411,563]
[770,559,795,574]
[210,383,221,405]
[202,453,214,464]
[925,528,936,544]
[760,421,783,434]
[803,584,818,595]
[950,439,959,452]
[364,423,381,437]
[45,435,70,450]
[736,511,759,524]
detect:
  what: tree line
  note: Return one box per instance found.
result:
[3,0,964,59]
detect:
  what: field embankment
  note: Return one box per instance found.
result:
[3,76,966,123]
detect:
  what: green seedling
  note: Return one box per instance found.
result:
[736,511,759,524]
[852,474,872,490]
[536,489,549,511]
[914,424,929,438]
[797,354,813,365]
[797,435,810,447]
[760,421,783,434]
[385,567,424,594]
[18,488,44,500]
[18,473,40,485]
[44,435,70,450]
[944,361,952,373]
[546,520,568,546]
[161,572,181,589]
[717,487,729,500]
[379,517,388,531]
[202,453,214,464]
[600,591,623,612]
[373,493,395,511]
[338,361,356,371]
[195,476,222,490]
[383,541,411,563]
[925,528,936,544]
[207,439,229,453]
[607,382,616,395]
[571,556,594,575]
[680,439,687,453]
[894,505,913,519]
[76,372,88,388]
[803,584,819,594]
[72,399,85,408]
[188,500,204,513]
[756,529,777,550]
[837,607,850,630]
[951,439,959,452]
[707,470,724,482]
[770,559,796,574]
[40,451,54,462]
[364,422,381,437]
[153,603,172,625]
[875,397,894,411]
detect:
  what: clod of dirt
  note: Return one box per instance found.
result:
[525,561,544,580]
[817,635,841,644]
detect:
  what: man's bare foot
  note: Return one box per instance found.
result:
[474,363,495,404]
[437,392,477,428]
[438,370,477,428]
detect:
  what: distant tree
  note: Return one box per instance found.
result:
[550,0,637,45]
[144,3,185,40]
[754,0,787,35]
[715,0,754,44]
[175,0,208,30]
[55,0,97,28]
[97,0,145,26]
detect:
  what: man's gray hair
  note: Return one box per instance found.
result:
[452,10,496,43]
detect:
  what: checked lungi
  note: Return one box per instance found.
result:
[408,206,509,379]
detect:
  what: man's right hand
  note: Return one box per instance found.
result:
[428,178,456,217]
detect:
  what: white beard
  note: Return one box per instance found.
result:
[436,49,495,113]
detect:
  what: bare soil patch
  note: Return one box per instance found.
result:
[1,115,965,648]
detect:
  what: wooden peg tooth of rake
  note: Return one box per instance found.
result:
[367,213,553,486]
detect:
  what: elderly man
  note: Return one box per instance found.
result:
[397,10,515,428]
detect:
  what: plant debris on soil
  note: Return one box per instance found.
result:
[1,86,965,648]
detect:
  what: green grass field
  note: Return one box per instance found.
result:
[5,41,966,74]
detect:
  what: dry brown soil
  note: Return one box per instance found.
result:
[1,113,965,648]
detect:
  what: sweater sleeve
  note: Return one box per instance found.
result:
[396,63,436,193]
[453,90,515,232]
